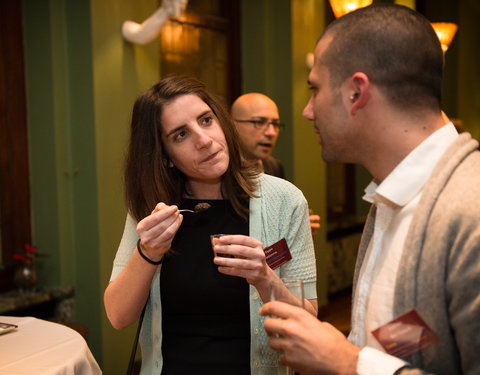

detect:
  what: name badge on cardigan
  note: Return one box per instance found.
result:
[372,310,438,358]
[264,238,292,270]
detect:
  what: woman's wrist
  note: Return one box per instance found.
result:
[254,268,278,302]
[136,239,163,265]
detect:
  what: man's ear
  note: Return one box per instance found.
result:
[349,72,370,115]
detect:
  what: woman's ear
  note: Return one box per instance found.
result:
[162,158,174,168]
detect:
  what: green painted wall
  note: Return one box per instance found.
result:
[241,0,294,178]
[241,0,328,305]
[291,0,328,305]
[23,0,102,362]
[23,0,160,373]
[90,0,161,372]
[91,0,162,373]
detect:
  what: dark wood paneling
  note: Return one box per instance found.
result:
[0,0,32,291]
[159,0,242,106]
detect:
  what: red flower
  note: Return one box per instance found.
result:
[24,243,37,253]
[12,243,46,266]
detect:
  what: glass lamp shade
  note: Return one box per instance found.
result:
[431,22,458,53]
[329,0,373,18]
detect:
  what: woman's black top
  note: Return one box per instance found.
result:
[160,199,250,375]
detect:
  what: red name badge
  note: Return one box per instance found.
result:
[263,238,292,270]
[372,310,438,358]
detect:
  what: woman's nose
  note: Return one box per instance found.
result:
[196,130,213,149]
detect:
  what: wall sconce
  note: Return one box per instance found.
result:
[328,0,373,18]
[431,22,458,53]
[122,0,188,45]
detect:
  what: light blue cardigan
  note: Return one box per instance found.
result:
[110,173,317,374]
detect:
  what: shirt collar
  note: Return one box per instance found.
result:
[363,123,459,206]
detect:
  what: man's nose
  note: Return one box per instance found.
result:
[264,123,278,137]
[303,98,314,121]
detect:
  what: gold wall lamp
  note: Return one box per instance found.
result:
[328,0,373,19]
[431,22,458,53]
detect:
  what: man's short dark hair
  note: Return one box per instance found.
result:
[320,4,443,112]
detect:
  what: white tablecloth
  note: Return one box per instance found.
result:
[0,316,102,375]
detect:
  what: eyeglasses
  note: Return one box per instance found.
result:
[235,117,285,131]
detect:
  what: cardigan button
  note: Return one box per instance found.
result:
[252,360,260,368]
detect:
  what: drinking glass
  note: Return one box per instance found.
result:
[270,278,304,308]
[210,234,234,258]
[270,278,304,375]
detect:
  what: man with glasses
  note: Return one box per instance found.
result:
[231,92,286,178]
[232,93,320,235]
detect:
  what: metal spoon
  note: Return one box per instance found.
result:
[179,202,211,213]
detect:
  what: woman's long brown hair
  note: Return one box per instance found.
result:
[124,75,258,222]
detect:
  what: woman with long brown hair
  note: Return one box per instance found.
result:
[104,75,317,375]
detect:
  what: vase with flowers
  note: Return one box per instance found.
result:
[12,243,46,291]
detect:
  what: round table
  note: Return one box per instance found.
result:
[0,316,102,374]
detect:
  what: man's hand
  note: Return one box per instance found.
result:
[260,301,360,375]
[309,214,321,236]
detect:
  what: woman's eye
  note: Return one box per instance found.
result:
[174,130,187,142]
[201,116,213,126]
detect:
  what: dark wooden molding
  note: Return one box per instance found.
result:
[0,0,32,291]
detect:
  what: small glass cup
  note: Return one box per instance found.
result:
[210,234,234,258]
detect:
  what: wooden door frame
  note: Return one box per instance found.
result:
[0,0,32,291]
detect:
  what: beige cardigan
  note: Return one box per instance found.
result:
[353,133,480,374]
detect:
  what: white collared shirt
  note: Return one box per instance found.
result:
[349,123,459,375]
